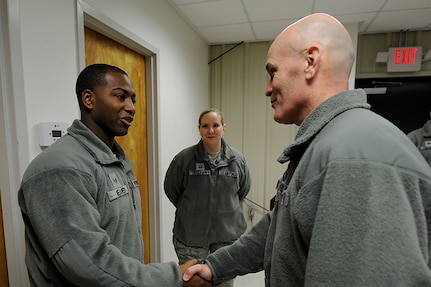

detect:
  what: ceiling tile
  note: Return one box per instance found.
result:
[314,0,386,15]
[252,20,298,41]
[199,23,256,44]
[383,0,431,10]
[335,13,377,33]
[244,0,313,22]
[177,0,248,27]
[168,0,431,44]
[368,9,431,32]
[170,0,209,4]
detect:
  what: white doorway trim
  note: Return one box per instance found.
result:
[0,0,31,286]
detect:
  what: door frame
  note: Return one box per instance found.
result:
[0,0,31,286]
[76,0,162,262]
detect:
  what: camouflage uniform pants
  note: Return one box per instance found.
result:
[173,236,234,287]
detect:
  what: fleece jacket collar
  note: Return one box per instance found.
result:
[67,120,133,171]
[278,89,370,164]
[195,137,236,163]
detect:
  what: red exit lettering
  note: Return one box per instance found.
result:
[394,48,418,65]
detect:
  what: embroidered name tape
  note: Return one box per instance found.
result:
[189,170,210,176]
[219,171,238,177]
[107,185,129,201]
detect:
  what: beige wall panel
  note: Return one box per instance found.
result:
[219,44,246,147]
[210,46,223,109]
[210,42,298,229]
[242,42,271,227]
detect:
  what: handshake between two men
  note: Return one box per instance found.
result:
[181,259,213,287]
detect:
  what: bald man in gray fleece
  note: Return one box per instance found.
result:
[184,13,431,287]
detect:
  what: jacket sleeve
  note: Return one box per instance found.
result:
[302,161,431,286]
[407,128,422,147]
[206,211,270,284]
[237,154,251,201]
[20,168,183,287]
[52,239,182,287]
[164,155,185,207]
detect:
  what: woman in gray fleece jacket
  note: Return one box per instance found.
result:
[184,13,431,286]
[165,108,251,287]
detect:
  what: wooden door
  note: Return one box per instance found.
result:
[84,27,150,263]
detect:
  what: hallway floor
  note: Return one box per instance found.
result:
[234,271,264,287]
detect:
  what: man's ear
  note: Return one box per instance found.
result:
[81,89,94,109]
[304,46,319,80]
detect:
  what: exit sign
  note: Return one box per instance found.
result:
[387,46,422,72]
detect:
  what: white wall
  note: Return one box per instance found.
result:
[1,0,208,285]
[345,23,359,89]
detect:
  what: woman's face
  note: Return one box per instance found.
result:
[199,111,225,148]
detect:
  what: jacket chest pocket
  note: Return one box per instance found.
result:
[218,170,239,190]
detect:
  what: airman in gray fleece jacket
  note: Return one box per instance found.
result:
[19,119,185,286]
[165,137,250,247]
[183,13,431,286]
[205,90,431,286]
[18,64,209,287]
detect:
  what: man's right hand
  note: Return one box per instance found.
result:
[183,263,213,283]
[181,260,212,287]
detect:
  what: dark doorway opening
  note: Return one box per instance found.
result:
[356,77,431,134]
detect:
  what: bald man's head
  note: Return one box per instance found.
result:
[273,13,355,80]
[265,13,356,125]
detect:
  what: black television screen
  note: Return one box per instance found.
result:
[356,77,431,134]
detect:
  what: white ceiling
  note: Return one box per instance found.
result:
[167,0,431,44]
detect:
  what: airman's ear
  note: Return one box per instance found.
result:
[81,89,94,109]
[304,46,320,80]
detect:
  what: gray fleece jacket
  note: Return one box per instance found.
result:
[164,138,251,247]
[408,120,431,166]
[206,89,431,286]
[18,120,182,287]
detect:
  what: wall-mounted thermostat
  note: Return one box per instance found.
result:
[38,122,68,147]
